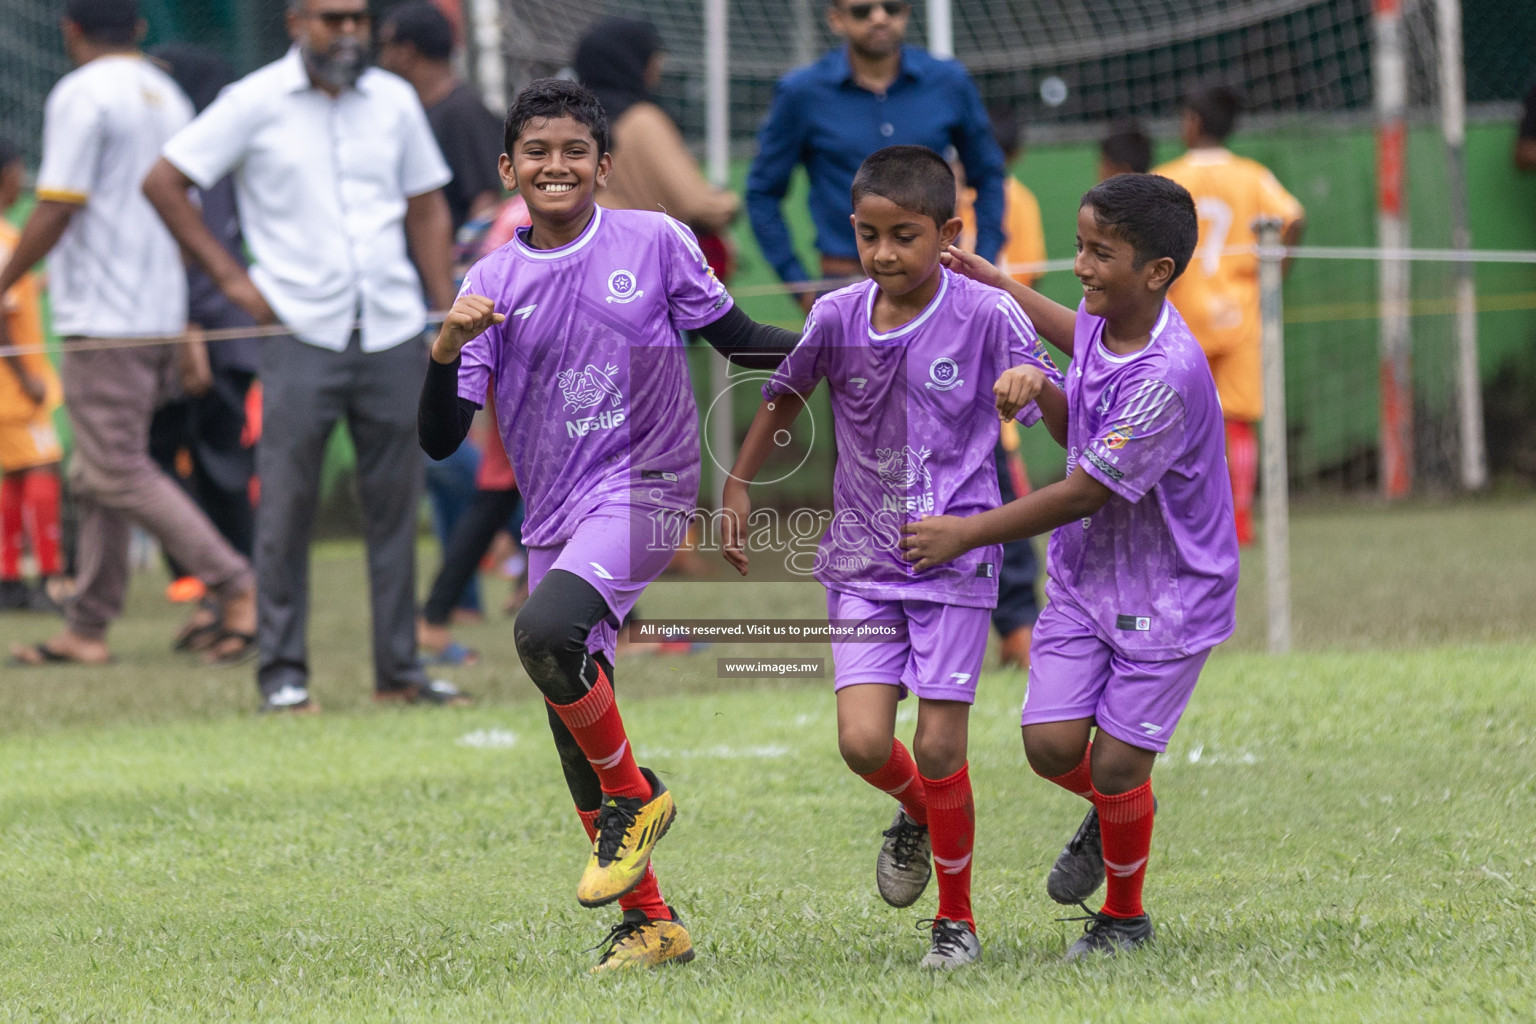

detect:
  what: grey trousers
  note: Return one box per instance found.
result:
[61,342,254,641]
[255,332,429,695]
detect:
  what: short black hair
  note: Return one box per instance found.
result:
[1185,84,1242,142]
[381,1,453,62]
[65,0,137,44]
[1079,174,1198,285]
[503,78,610,159]
[851,145,955,228]
[0,137,21,170]
[1100,120,1152,174]
[987,103,1023,159]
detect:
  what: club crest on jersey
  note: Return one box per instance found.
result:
[1103,426,1134,450]
[605,269,644,304]
[925,357,963,391]
[876,445,935,516]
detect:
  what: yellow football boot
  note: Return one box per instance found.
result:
[576,767,676,907]
[589,909,696,973]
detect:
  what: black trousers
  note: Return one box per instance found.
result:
[421,487,521,626]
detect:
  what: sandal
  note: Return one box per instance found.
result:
[9,642,112,667]
[172,606,223,652]
[201,629,257,667]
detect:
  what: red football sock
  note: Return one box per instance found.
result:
[923,763,975,928]
[1094,780,1155,919]
[1225,419,1258,547]
[546,668,650,799]
[857,739,928,826]
[1039,742,1093,800]
[20,469,61,576]
[0,474,21,579]
[577,807,670,920]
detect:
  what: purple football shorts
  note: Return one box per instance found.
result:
[827,590,990,704]
[1022,597,1211,752]
[527,507,677,663]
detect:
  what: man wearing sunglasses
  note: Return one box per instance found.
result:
[746,0,1007,313]
[144,0,462,713]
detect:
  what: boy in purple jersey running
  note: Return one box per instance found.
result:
[418,79,797,972]
[720,146,1061,969]
[902,173,1239,961]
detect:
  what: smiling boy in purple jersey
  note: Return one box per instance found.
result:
[902,173,1239,961]
[721,146,1061,970]
[418,79,797,972]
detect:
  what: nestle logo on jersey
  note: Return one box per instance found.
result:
[558,362,628,438]
[567,408,627,438]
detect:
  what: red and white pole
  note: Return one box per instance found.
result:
[1374,0,1413,498]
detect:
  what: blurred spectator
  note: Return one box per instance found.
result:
[144,0,461,712]
[145,43,260,616]
[1156,85,1305,547]
[1099,120,1153,179]
[418,388,523,665]
[747,0,1006,312]
[1516,83,1536,171]
[378,1,504,232]
[1,0,256,667]
[378,1,503,622]
[573,18,739,243]
[0,137,66,614]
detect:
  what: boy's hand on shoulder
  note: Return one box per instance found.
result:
[899,515,973,572]
[433,294,505,364]
[940,245,1004,290]
[994,363,1046,421]
[720,482,752,576]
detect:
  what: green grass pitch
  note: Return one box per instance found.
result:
[0,498,1532,1021]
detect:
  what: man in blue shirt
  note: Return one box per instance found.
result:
[746,0,1006,312]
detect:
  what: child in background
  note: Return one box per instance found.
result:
[722,145,1061,969]
[1099,120,1153,180]
[1155,85,1305,545]
[0,138,65,613]
[956,105,1045,286]
[906,173,1239,960]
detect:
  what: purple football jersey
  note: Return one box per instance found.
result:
[1048,300,1239,659]
[764,268,1060,607]
[456,207,731,548]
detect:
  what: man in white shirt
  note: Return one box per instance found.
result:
[0,0,256,668]
[143,0,458,712]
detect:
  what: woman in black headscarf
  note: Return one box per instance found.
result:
[572,18,739,245]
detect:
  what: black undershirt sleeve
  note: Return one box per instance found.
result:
[695,304,800,370]
[418,355,480,460]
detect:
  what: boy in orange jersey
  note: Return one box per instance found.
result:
[956,106,1045,287]
[0,138,65,612]
[1155,85,1304,546]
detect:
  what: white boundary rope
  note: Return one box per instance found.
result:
[3,243,1535,358]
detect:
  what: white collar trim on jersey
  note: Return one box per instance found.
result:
[512,204,604,261]
[864,269,950,342]
[1095,301,1170,364]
